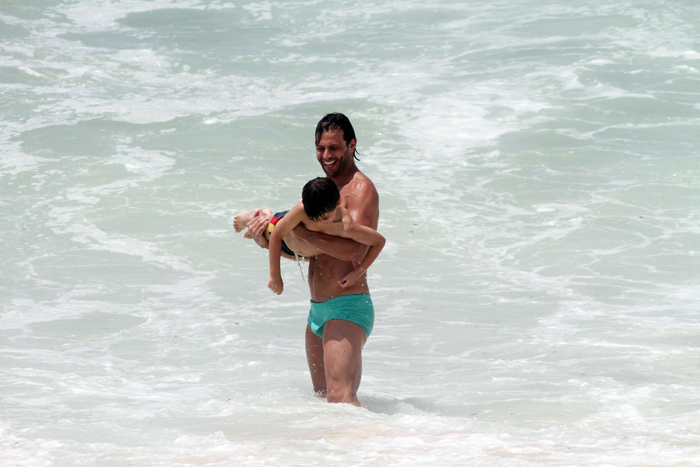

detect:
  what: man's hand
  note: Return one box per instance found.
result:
[338,266,366,289]
[245,212,272,249]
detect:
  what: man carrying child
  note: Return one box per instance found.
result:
[237,113,380,406]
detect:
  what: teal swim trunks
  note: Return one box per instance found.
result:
[308,294,374,338]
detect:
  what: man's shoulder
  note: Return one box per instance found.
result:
[339,171,379,226]
[344,171,378,199]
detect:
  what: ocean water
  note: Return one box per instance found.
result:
[1,0,699,465]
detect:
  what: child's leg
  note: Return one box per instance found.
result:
[233,208,271,232]
[237,208,325,258]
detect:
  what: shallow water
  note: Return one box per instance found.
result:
[1,0,699,465]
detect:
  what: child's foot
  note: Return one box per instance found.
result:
[233,208,262,232]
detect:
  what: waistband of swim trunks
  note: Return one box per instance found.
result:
[310,293,371,305]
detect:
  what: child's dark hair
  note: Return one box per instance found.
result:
[302,177,340,222]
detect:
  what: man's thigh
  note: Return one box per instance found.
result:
[322,319,367,396]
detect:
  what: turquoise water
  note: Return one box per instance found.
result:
[1,1,699,465]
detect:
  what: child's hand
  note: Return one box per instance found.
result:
[268,275,284,295]
[338,267,365,289]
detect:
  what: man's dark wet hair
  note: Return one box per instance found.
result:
[315,112,360,161]
[302,177,340,222]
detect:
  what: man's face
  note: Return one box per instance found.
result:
[316,129,355,178]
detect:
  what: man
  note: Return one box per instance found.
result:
[243,113,379,406]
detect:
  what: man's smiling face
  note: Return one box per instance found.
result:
[316,128,355,178]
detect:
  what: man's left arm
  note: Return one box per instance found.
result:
[294,180,379,264]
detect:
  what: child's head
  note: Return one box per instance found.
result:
[302,177,340,222]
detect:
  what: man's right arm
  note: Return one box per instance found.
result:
[293,224,366,264]
[247,212,362,262]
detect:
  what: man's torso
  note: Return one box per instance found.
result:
[308,171,379,302]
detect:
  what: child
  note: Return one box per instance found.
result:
[234,177,385,295]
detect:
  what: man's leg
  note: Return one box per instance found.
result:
[322,319,367,406]
[305,325,327,396]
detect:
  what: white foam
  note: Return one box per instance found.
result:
[108,144,176,180]
[243,2,273,21]
[57,0,219,33]
[0,143,47,175]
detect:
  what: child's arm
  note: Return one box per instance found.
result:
[268,202,306,294]
[338,222,386,289]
